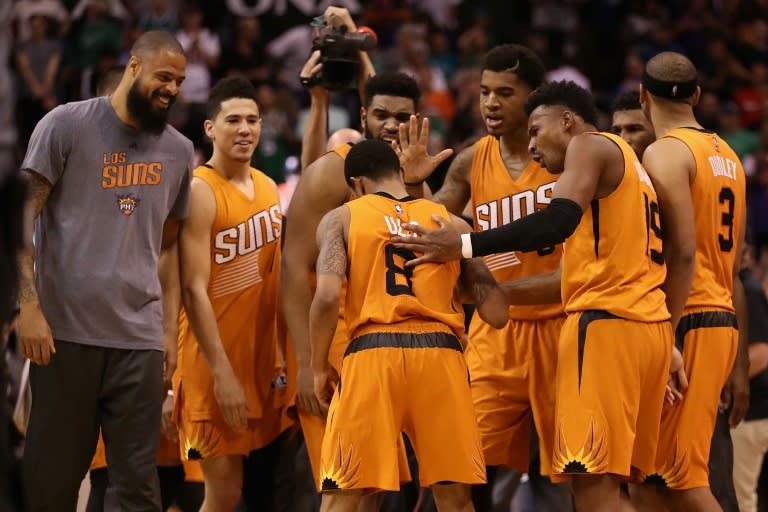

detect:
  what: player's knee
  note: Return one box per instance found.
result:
[204,479,242,511]
[431,483,473,511]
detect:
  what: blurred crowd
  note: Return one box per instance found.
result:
[1,0,768,255]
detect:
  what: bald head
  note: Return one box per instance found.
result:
[645,52,697,84]
[130,30,185,59]
[327,128,363,151]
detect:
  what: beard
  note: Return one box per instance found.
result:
[126,80,175,134]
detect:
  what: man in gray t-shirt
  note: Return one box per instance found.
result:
[17,31,192,512]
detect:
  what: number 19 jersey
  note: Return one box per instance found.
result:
[562,132,669,322]
[344,192,465,341]
[663,128,746,313]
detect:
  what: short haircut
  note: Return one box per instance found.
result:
[344,139,400,186]
[611,90,641,113]
[524,80,598,126]
[363,71,420,109]
[481,44,546,91]
[644,51,698,101]
[95,65,125,96]
[130,30,184,59]
[206,76,260,120]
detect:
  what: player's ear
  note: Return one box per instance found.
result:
[360,107,367,133]
[562,110,574,130]
[690,86,701,108]
[128,55,141,78]
[204,119,215,142]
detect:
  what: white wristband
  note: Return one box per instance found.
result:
[460,233,473,259]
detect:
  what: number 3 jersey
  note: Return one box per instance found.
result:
[562,132,669,322]
[343,192,465,342]
[662,128,746,313]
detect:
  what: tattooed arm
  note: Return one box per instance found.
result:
[451,215,508,329]
[17,169,55,365]
[309,205,349,412]
[430,145,474,215]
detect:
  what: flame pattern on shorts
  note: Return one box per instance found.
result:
[552,417,609,475]
[320,434,362,491]
[640,442,688,489]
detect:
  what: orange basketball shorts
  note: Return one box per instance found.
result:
[320,332,486,492]
[466,314,564,475]
[551,311,671,482]
[643,308,738,489]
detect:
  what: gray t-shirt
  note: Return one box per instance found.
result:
[22,96,193,350]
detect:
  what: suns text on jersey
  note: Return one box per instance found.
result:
[475,183,555,230]
[214,205,282,264]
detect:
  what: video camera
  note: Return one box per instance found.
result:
[304,16,377,91]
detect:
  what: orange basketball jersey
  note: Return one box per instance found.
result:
[177,165,283,421]
[344,193,465,341]
[562,132,668,322]
[663,128,746,313]
[471,135,563,320]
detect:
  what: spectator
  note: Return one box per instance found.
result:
[252,83,297,184]
[266,24,314,94]
[14,14,61,150]
[721,102,761,161]
[733,61,768,130]
[10,0,68,42]
[732,235,768,512]
[176,1,220,147]
[138,0,178,33]
[0,0,17,173]
[72,0,121,72]
[218,16,269,83]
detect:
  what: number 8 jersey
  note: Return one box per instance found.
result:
[663,128,746,313]
[562,132,669,322]
[343,192,466,342]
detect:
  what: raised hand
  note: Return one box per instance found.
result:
[396,115,453,186]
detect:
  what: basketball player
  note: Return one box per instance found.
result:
[392,81,691,512]
[400,44,571,510]
[610,88,742,512]
[638,51,749,512]
[174,76,291,511]
[281,70,449,497]
[18,31,192,511]
[85,67,198,512]
[611,91,656,159]
[311,139,508,511]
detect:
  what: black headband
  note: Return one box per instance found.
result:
[641,70,698,99]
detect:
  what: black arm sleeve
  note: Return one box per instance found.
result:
[469,198,583,258]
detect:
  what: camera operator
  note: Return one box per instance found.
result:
[298,6,375,169]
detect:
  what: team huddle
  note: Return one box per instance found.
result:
[16,17,747,512]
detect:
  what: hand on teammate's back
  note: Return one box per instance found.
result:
[395,115,453,186]
[391,215,463,265]
[213,366,250,432]
[18,303,55,365]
